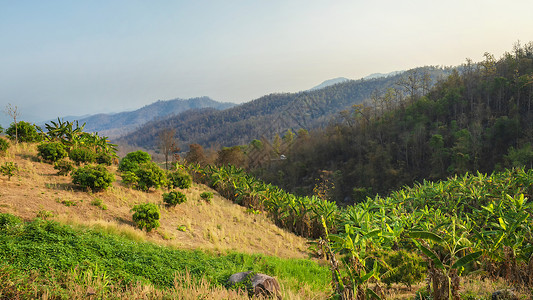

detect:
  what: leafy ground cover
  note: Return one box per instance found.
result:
[0,213,330,298]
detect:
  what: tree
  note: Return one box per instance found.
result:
[158,128,178,170]
[185,143,207,165]
[3,104,20,144]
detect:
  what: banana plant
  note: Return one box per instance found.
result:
[409,218,482,300]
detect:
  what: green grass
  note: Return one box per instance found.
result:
[0,213,330,294]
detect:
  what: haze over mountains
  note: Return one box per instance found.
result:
[45,97,235,139]
[117,66,451,150]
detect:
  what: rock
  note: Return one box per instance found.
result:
[492,289,518,300]
[227,271,282,299]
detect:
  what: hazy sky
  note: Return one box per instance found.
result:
[1,0,533,125]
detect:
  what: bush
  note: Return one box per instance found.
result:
[38,142,68,163]
[200,191,213,203]
[167,170,192,189]
[6,121,42,143]
[72,164,115,192]
[0,162,18,180]
[0,213,23,231]
[163,191,187,206]
[69,147,96,165]
[380,249,425,287]
[131,203,160,232]
[96,152,114,166]
[0,138,9,155]
[135,162,167,192]
[54,160,74,176]
[118,150,151,172]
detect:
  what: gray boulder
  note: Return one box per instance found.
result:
[227,271,282,299]
[492,289,518,300]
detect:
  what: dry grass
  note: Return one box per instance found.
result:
[0,143,310,259]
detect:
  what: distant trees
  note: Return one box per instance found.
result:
[4,104,20,144]
[158,128,179,170]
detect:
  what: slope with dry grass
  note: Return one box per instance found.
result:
[0,142,309,259]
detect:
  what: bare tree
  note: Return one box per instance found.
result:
[158,128,177,170]
[4,104,20,144]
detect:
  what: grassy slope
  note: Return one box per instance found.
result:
[0,142,330,299]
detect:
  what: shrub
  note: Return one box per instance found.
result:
[96,152,114,166]
[69,147,96,165]
[135,162,167,191]
[167,170,192,189]
[0,162,18,180]
[72,164,115,192]
[200,191,213,203]
[0,213,23,230]
[118,150,151,172]
[0,138,9,155]
[38,142,68,163]
[54,160,74,176]
[163,191,187,207]
[6,121,42,143]
[131,203,160,232]
[380,249,425,287]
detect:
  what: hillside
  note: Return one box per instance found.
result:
[50,97,235,139]
[254,44,533,202]
[0,143,307,258]
[118,66,450,150]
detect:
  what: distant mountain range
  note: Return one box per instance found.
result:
[47,97,235,138]
[118,66,451,150]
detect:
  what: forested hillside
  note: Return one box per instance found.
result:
[118,67,450,150]
[62,97,235,138]
[256,43,533,203]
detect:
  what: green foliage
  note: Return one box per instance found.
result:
[6,121,42,143]
[95,152,113,166]
[54,160,74,176]
[131,203,160,232]
[200,191,213,202]
[167,169,192,189]
[40,118,118,159]
[38,142,68,163]
[162,191,187,207]
[90,198,107,210]
[0,213,330,293]
[0,137,9,155]
[0,161,19,180]
[505,144,533,168]
[69,147,96,165]
[72,164,115,192]
[133,162,167,192]
[380,250,425,287]
[118,150,151,172]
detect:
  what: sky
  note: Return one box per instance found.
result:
[1,0,533,125]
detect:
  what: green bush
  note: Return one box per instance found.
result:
[38,142,68,163]
[167,170,192,189]
[200,191,213,203]
[118,150,151,172]
[162,191,187,207]
[69,147,96,165]
[0,213,23,230]
[380,249,425,287]
[131,203,160,232]
[0,138,9,155]
[6,121,42,143]
[72,164,115,192]
[135,162,167,192]
[54,160,74,176]
[96,152,114,166]
[0,162,18,180]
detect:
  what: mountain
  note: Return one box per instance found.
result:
[363,70,404,80]
[308,77,350,91]
[118,66,451,151]
[50,97,235,138]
